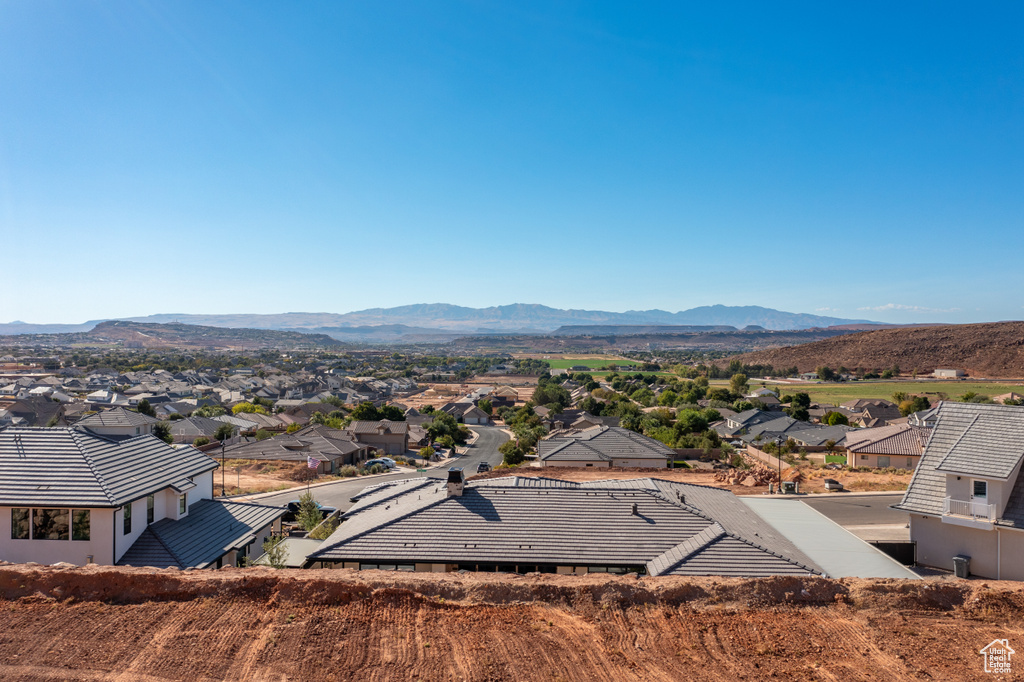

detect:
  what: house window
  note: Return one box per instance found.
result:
[33,509,70,540]
[907,458,914,468]
[135,427,140,435]
[179,494,187,515]
[72,510,90,541]
[123,505,132,535]
[973,480,988,500]
[860,455,867,460]
[877,456,890,468]
[11,508,29,539]
[147,495,155,525]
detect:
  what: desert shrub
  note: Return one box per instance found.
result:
[339,465,357,477]
[308,515,340,540]
[193,436,210,447]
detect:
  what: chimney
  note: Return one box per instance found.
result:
[447,468,465,497]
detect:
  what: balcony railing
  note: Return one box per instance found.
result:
[943,497,996,522]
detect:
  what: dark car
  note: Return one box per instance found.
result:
[476,462,491,473]
[283,499,337,522]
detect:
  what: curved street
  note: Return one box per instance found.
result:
[239,425,509,512]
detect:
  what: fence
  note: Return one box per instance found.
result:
[745,445,792,470]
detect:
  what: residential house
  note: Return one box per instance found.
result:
[538,426,674,468]
[168,416,228,444]
[845,424,929,469]
[347,420,410,455]
[0,427,283,568]
[223,424,371,473]
[440,402,490,425]
[893,403,1024,579]
[76,407,160,440]
[307,474,822,577]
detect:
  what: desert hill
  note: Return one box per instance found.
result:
[726,321,1024,378]
[74,320,343,350]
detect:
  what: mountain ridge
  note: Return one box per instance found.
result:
[0,303,879,336]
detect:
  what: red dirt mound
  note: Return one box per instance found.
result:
[0,563,1023,680]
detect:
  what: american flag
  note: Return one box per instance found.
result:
[307,456,321,470]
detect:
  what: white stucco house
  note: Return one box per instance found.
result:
[0,426,284,568]
[894,403,1024,579]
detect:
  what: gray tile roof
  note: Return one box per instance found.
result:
[350,420,408,435]
[117,499,285,569]
[169,416,225,439]
[845,424,928,456]
[896,403,1024,521]
[0,427,217,507]
[223,424,366,463]
[538,426,673,462]
[75,406,160,429]
[310,476,821,577]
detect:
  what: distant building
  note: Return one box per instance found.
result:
[933,369,966,379]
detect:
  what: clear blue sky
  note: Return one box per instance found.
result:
[2,2,1021,324]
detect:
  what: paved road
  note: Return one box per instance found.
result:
[241,425,509,512]
[802,493,907,527]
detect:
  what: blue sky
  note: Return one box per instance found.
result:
[1,2,1021,324]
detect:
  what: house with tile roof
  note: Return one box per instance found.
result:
[0,427,283,568]
[893,403,1024,579]
[537,425,673,468]
[844,423,929,468]
[346,420,410,455]
[222,424,371,473]
[75,406,160,440]
[308,474,822,577]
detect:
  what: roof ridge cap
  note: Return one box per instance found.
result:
[71,430,117,505]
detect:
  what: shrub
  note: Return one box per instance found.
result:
[339,465,357,477]
[193,436,210,447]
[255,429,272,441]
[308,515,340,540]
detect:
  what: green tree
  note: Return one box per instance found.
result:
[823,411,849,426]
[791,393,811,409]
[286,423,301,433]
[136,399,156,418]
[296,491,323,532]
[816,366,838,382]
[232,402,267,415]
[261,534,287,569]
[152,422,173,444]
[729,373,749,396]
[193,436,210,447]
[255,429,272,441]
[214,423,236,442]
[418,446,435,461]
[499,440,526,466]
[478,399,492,415]
[350,402,380,421]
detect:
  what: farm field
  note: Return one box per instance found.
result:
[735,379,1024,407]
[541,356,640,370]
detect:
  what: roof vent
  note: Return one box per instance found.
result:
[631,502,638,516]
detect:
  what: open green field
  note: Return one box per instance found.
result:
[735,380,1024,407]
[543,356,640,370]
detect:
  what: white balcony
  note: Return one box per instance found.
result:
[942,497,996,529]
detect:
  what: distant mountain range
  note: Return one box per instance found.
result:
[0,304,880,340]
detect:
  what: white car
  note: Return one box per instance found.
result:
[365,458,397,470]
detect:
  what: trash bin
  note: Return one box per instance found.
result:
[953,554,971,578]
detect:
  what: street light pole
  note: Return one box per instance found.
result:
[776,435,784,494]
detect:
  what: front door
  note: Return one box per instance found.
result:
[971,479,989,518]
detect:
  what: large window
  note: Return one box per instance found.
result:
[72,510,90,541]
[147,495,155,525]
[33,509,70,540]
[11,508,29,540]
[12,508,89,541]
[178,494,187,515]
[123,505,132,535]
[877,456,890,468]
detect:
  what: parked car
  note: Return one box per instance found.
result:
[823,478,844,491]
[476,462,491,473]
[283,499,338,522]
[365,458,396,470]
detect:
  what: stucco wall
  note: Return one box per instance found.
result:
[0,506,116,566]
[847,452,919,469]
[912,515,998,577]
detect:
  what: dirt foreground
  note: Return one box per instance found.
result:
[0,564,1021,681]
